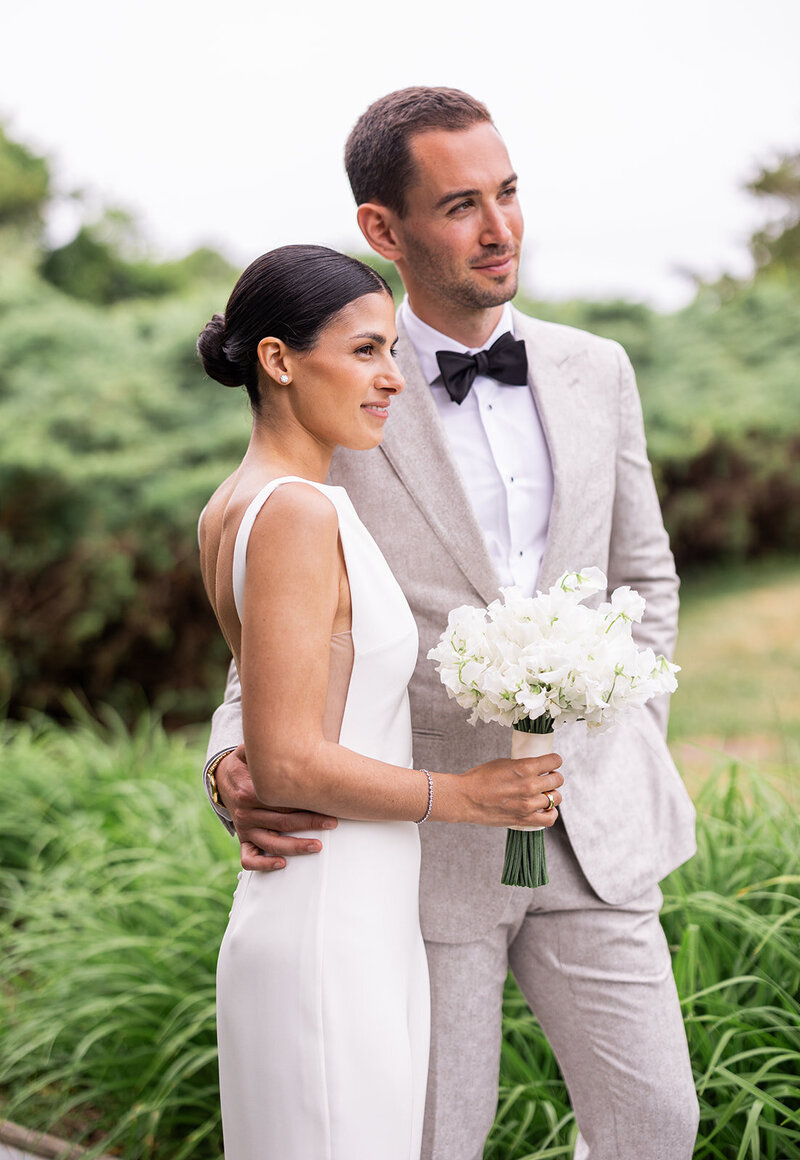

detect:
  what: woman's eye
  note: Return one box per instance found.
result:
[356,344,373,356]
[390,346,398,359]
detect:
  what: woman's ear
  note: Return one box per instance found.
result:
[257,337,292,385]
[356,203,403,262]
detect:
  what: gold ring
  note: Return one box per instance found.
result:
[544,791,556,812]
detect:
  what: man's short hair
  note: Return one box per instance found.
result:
[344,86,492,217]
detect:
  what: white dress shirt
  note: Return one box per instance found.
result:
[398,299,553,596]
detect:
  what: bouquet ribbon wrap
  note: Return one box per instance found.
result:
[508,728,551,831]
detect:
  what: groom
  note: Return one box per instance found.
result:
[204,88,699,1159]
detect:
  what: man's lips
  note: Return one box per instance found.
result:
[472,253,517,274]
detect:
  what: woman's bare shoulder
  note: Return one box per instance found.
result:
[202,475,338,557]
[245,481,340,558]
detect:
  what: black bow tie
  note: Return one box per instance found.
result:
[435,332,528,405]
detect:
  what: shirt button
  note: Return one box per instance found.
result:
[487,404,493,411]
[510,476,515,483]
[518,550,523,557]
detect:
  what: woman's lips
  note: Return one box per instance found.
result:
[361,402,389,418]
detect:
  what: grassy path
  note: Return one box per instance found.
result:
[668,559,800,792]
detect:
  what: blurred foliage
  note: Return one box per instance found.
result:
[355,251,405,300]
[0,235,248,720]
[0,125,50,230]
[0,122,799,720]
[41,208,236,305]
[518,276,800,565]
[747,149,800,274]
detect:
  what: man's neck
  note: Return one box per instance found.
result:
[404,292,506,349]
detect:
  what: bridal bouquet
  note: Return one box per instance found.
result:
[428,568,679,888]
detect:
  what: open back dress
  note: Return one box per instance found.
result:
[215,477,430,1160]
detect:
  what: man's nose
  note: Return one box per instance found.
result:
[480,203,513,247]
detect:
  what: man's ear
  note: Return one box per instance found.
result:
[356,202,404,262]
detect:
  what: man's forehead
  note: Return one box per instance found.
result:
[406,123,514,197]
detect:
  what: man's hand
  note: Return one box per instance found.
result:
[214,744,338,871]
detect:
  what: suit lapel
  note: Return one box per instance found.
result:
[512,308,580,589]
[381,309,582,602]
[380,317,500,604]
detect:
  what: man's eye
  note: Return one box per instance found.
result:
[501,186,517,199]
[449,200,473,215]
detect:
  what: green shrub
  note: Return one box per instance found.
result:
[2,243,800,720]
[518,275,800,568]
[0,249,247,720]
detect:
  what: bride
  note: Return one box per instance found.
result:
[196,244,564,1160]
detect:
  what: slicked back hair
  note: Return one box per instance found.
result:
[344,87,493,217]
[197,245,391,409]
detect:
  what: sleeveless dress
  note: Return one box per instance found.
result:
[215,477,430,1160]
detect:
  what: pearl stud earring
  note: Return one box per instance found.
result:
[280,374,289,384]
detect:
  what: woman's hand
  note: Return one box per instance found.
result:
[434,751,564,828]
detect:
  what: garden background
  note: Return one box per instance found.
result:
[2,17,800,1157]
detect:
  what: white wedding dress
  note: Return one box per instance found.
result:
[216,477,430,1160]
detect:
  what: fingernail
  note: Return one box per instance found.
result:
[322,820,337,829]
[306,841,321,852]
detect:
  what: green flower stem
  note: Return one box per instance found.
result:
[514,713,556,735]
[502,826,548,888]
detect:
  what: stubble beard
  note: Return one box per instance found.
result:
[404,233,519,312]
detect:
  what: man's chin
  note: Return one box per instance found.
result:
[462,275,519,309]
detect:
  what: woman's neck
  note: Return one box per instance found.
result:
[244,417,333,484]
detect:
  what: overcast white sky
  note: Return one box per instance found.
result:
[3,0,799,309]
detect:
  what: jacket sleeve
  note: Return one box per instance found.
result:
[202,658,243,833]
[606,343,679,738]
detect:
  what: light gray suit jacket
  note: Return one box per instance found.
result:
[206,307,696,943]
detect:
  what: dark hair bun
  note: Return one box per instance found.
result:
[198,246,392,410]
[197,313,244,387]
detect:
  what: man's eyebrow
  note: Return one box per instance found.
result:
[433,173,518,211]
[434,187,479,210]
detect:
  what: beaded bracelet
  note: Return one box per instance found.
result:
[416,768,434,824]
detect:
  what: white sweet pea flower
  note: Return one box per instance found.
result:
[429,575,679,736]
[553,567,607,600]
[652,654,681,694]
[601,586,647,636]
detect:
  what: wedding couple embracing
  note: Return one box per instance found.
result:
[196,87,699,1160]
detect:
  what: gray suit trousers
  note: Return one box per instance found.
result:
[421,823,698,1160]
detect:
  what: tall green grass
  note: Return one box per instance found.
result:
[0,711,236,1158]
[1,715,798,1159]
[488,762,800,1159]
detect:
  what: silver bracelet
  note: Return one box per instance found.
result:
[416,769,434,824]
